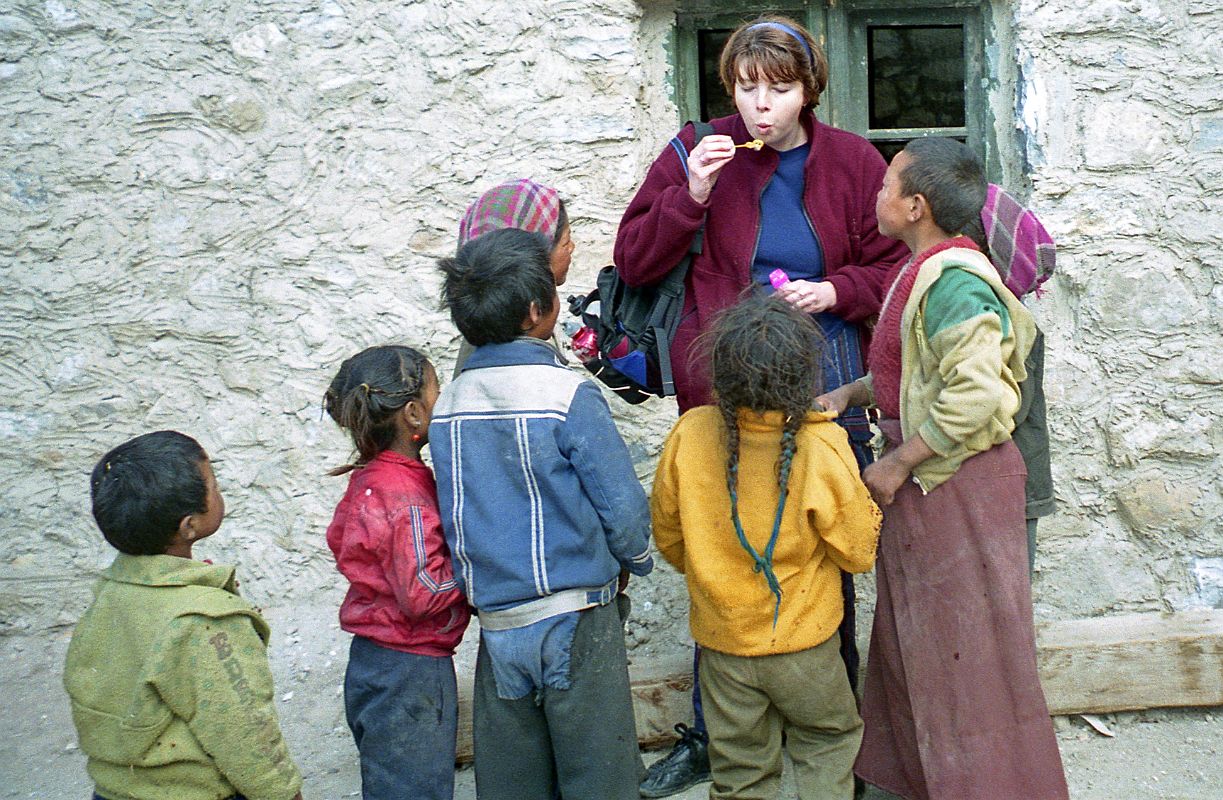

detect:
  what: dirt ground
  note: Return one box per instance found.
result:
[4,603,1219,800]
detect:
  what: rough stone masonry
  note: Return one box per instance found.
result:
[0,1,1219,661]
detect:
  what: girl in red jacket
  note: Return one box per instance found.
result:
[324,345,471,800]
[616,15,906,797]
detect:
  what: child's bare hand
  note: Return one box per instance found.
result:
[687,135,736,204]
[815,384,853,416]
[777,279,837,313]
[863,455,910,507]
[617,568,630,593]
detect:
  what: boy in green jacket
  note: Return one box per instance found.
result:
[64,431,303,800]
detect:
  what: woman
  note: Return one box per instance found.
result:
[614,16,906,798]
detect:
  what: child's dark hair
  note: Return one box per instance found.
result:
[90,430,209,555]
[325,345,431,475]
[708,294,824,624]
[437,227,556,346]
[899,137,988,241]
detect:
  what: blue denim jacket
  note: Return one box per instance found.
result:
[430,338,653,696]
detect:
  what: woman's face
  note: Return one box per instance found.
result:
[549,224,574,286]
[734,65,808,151]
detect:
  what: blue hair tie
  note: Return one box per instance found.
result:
[749,22,815,68]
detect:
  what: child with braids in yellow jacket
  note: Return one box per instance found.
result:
[650,294,882,800]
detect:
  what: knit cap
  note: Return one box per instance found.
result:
[457,179,561,248]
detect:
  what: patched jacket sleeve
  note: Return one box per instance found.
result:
[919,270,1014,455]
[649,423,685,573]
[559,381,655,576]
[157,614,302,800]
[806,433,881,575]
[613,124,709,288]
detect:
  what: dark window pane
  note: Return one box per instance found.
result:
[698,29,735,121]
[871,135,968,163]
[872,141,908,163]
[867,25,965,130]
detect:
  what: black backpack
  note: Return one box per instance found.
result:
[569,121,714,405]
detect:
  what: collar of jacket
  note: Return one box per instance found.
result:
[736,408,839,432]
[462,336,568,371]
[102,553,238,592]
[363,449,427,470]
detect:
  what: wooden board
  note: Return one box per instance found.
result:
[1036,609,1223,715]
[454,609,1223,763]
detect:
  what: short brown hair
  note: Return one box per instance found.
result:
[718,16,829,109]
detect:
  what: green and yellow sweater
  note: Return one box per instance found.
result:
[63,554,302,800]
[862,244,1036,492]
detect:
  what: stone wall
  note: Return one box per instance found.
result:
[1013,0,1223,617]
[0,0,1219,647]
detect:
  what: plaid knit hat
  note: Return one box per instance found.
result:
[981,183,1056,299]
[457,179,562,248]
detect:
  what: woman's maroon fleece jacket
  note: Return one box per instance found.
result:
[614,111,907,412]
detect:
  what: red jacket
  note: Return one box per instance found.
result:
[614,112,907,412]
[326,451,470,656]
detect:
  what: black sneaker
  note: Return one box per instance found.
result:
[639,723,712,798]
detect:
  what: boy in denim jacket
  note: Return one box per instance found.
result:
[432,228,653,800]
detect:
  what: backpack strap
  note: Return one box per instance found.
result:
[655,120,715,396]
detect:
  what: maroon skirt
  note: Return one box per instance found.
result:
[855,421,1068,800]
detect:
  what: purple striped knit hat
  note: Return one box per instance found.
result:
[457,179,561,248]
[981,183,1056,299]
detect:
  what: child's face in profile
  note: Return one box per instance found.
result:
[550,224,574,286]
[876,150,915,242]
[410,362,441,447]
[192,457,225,542]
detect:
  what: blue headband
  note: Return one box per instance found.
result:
[748,22,814,67]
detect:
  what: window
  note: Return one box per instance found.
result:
[672,1,999,172]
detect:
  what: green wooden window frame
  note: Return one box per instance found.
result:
[672,0,997,172]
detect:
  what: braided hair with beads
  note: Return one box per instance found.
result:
[707,293,825,625]
[324,345,431,476]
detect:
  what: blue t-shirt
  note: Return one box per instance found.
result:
[750,143,871,459]
[752,143,824,288]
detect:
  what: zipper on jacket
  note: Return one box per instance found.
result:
[801,205,828,283]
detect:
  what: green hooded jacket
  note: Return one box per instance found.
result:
[63,554,302,800]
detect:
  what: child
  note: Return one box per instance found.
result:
[650,294,881,800]
[978,183,1058,573]
[452,178,575,376]
[819,137,1069,799]
[64,431,303,800]
[323,345,470,800]
[430,227,654,800]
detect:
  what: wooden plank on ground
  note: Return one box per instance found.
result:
[1037,609,1223,715]
[454,609,1223,763]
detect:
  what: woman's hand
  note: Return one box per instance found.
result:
[687,135,736,204]
[777,279,838,313]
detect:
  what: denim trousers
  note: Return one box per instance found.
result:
[344,635,458,800]
[472,602,641,800]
